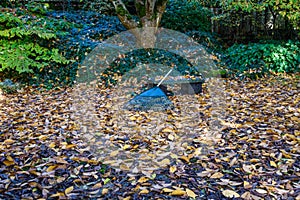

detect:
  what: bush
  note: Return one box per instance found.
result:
[225,41,300,78]
[161,0,212,32]
[82,0,115,15]
[0,10,70,75]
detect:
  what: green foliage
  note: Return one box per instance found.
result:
[210,0,300,39]
[0,11,70,76]
[225,41,300,78]
[82,0,115,15]
[161,0,212,32]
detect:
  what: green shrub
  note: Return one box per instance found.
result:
[225,41,300,78]
[161,0,212,32]
[0,10,70,79]
[82,0,115,15]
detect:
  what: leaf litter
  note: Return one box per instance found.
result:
[0,74,299,199]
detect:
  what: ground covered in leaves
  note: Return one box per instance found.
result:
[0,75,299,199]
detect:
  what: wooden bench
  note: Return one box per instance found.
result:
[146,76,204,95]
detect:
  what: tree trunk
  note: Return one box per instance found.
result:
[110,0,168,48]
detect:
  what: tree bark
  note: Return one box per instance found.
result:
[110,0,168,48]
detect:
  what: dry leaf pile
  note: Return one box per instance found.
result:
[0,75,299,199]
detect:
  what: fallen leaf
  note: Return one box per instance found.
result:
[186,188,197,198]
[65,186,74,195]
[222,189,240,198]
[169,166,177,173]
[102,188,109,195]
[137,177,149,183]
[139,189,149,194]
[211,172,224,179]
[255,188,268,194]
[270,160,277,167]
[241,191,251,199]
[162,188,174,193]
[170,189,186,196]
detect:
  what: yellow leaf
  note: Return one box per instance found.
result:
[270,160,277,168]
[222,189,240,198]
[186,188,197,198]
[50,192,65,197]
[64,186,74,195]
[170,189,186,196]
[243,181,251,189]
[123,144,131,150]
[129,116,136,121]
[49,142,56,148]
[46,165,57,172]
[210,172,224,179]
[3,160,14,166]
[139,189,149,194]
[3,139,15,145]
[123,197,131,200]
[158,158,170,166]
[102,188,109,195]
[162,188,174,193]
[138,177,149,183]
[169,166,177,173]
[180,156,190,163]
[253,118,261,122]
[66,144,76,149]
[120,163,130,171]
[92,183,102,189]
[162,127,173,133]
[6,155,14,162]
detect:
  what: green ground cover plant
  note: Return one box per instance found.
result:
[225,40,300,78]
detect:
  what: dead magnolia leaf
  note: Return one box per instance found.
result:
[186,188,197,198]
[210,172,224,179]
[162,188,174,193]
[242,164,252,174]
[65,186,74,195]
[241,191,251,199]
[137,177,149,183]
[139,189,149,194]
[102,188,109,195]
[270,160,277,168]
[255,188,268,194]
[3,139,15,145]
[170,189,186,196]
[46,165,57,172]
[222,189,240,198]
[169,166,177,173]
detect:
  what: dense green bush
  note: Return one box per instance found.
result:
[0,10,70,77]
[82,0,115,15]
[225,41,300,78]
[161,0,212,32]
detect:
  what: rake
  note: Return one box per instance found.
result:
[124,68,174,111]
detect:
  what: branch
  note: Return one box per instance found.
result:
[110,0,139,30]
